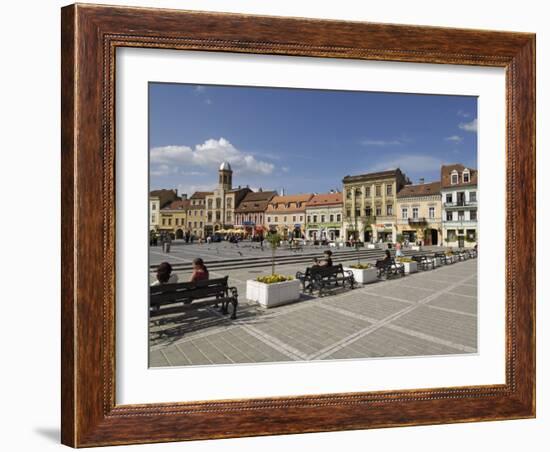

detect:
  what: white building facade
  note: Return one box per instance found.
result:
[440,164,478,248]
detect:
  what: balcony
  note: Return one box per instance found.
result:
[408,217,428,225]
[444,201,477,209]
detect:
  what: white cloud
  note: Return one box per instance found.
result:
[458,118,478,132]
[150,164,178,177]
[361,138,402,146]
[457,109,471,118]
[445,135,463,143]
[370,154,445,174]
[150,138,275,176]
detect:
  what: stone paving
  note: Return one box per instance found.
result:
[149,255,478,367]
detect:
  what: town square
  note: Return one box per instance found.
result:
[149,161,478,366]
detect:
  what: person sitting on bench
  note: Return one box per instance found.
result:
[190,257,209,282]
[151,261,178,286]
[313,250,333,268]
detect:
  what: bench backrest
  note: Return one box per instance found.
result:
[150,276,229,308]
[308,264,343,278]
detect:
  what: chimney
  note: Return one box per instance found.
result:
[258,187,263,192]
[174,188,178,196]
[419,178,425,184]
[181,193,188,200]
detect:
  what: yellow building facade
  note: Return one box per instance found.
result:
[395,181,442,246]
[342,169,409,243]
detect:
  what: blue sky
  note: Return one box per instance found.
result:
[149,83,477,196]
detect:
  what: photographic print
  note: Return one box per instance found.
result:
[148,83,479,367]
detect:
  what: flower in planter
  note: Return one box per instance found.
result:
[349,263,372,269]
[256,274,294,284]
[397,257,414,263]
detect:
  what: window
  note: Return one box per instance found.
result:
[346,210,351,217]
[162,218,166,225]
[470,191,477,202]
[355,209,361,217]
[412,207,419,219]
[152,204,156,210]
[274,216,278,222]
[446,194,453,203]
[267,216,271,223]
[346,190,351,199]
[463,170,470,183]
[283,216,287,222]
[215,212,220,221]
[226,212,231,221]
[365,207,372,217]
[216,198,221,209]
[376,206,382,216]
[458,211,465,221]
[429,207,435,219]
[470,210,477,221]
[365,186,370,197]
[446,211,453,221]
[386,205,393,215]
[188,221,192,228]
[386,184,393,196]
[451,170,459,185]
[293,216,296,223]
[336,214,341,222]
[321,215,325,223]
[199,221,203,227]
[208,199,213,208]
[207,212,212,221]
[401,208,408,219]
[151,215,155,223]
[226,198,232,208]
[307,216,311,223]
[329,214,334,222]
[375,185,381,197]
[447,229,457,241]
[300,216,303,222]
[168,218,172,226]
[194,221,197,227]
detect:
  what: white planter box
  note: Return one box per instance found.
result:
[246,279,301,308]
[399,261,418,274]
[431,257,440,268]
[366,244,376,249]
[344,267,378,284]
[411,245,421,251]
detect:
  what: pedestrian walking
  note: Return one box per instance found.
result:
[395,241,403,257]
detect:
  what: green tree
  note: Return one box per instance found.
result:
[265,232,282,275]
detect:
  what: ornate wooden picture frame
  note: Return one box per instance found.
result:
[61,3,535,447]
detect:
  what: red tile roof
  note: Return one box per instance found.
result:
[305,192,343,207]
[440,164,478,188]
[397,182,441,198]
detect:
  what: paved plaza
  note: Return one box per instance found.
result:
[149,242,478,367]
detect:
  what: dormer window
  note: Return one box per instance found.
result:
[451,170,459,185]
[463,169,470,184]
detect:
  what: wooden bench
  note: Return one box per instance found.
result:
[150,276,238,320]
[375,258,405,279]
[296,264,355,296]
